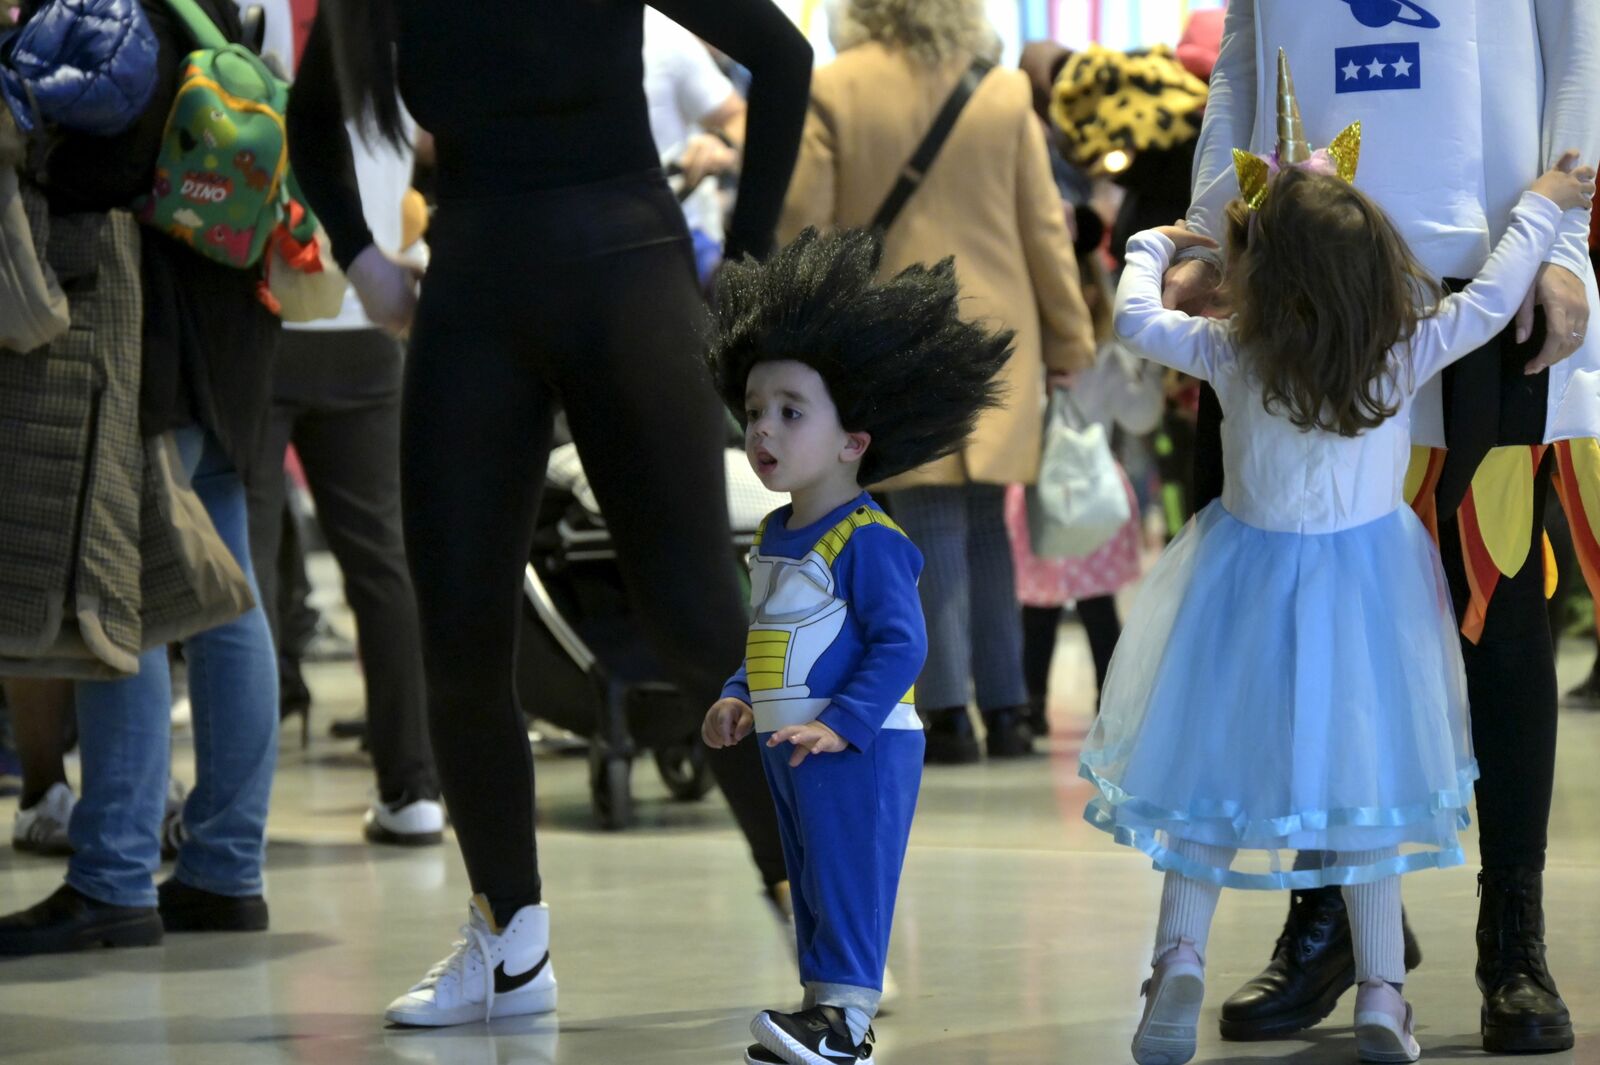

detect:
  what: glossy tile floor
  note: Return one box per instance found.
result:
[3,618,1598,1065]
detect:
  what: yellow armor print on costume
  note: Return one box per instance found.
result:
[743,507,921,733]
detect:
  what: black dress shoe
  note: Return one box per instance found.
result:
[1219,886,1423,1040]
[983,706,1036,758]
[1477,868,1575,1053]
[920,707,980,765]
[0,884,162,956]
[157,878,269,933]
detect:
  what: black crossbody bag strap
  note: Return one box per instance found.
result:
[869,56,994,234]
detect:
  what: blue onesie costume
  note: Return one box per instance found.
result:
[722,493,926,1016]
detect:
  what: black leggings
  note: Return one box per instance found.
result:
[1438,450,1559,872]
[1021,597,1122,707]
[404,173,785,922]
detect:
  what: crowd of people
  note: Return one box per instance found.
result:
[0,1,1596,1064]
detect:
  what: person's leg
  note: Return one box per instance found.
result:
[170,431,280,908]
[1435,451,1570,1053]
[553,239,785,887]
[1020,604,1061,734]
[1134,839,1233,1065]
[752,731,922,1054]
[889,485,979,762]
[1341,855,1417,1062]
[964,484,1029,711]
[1076,595,1122,702]
[286,330,437,808]
[6,679,73,807]
[402,270,556,925]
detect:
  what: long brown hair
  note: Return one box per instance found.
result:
[320,0,407,149]
[1224,167,1444,437]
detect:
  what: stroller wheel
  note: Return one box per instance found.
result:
[654,743,715,802]
[590,749,634,831]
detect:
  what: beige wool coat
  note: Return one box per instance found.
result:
[778,42,1096,488]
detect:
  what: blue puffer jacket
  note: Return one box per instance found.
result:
[0,0,159,137]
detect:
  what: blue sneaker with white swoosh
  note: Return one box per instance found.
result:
[750,1006,873,1064]
[385,895,557,1027]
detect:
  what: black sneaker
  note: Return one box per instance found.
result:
[751,1006,873,1064]
[157,878,268,933]
[983,707,1036,758]
[744,1045,785,1065]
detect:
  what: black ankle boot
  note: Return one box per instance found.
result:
[1025,696,1048,738]
[920,707,980,765]
[1477,868,1574,1053]
[1220,886,1423,1040]
[983,706,1035,758]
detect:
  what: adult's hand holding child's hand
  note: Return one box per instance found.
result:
[703,698,754,749]
[768,720,846,767]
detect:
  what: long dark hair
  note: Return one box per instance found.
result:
[1224,168,1444,437]
[321,0,407,148]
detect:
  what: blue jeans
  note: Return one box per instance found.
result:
[67,428,279,908]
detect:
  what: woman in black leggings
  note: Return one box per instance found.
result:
[288,0,810,1026]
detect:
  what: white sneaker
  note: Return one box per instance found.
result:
[365,791,445,846]
[386,896,557,1027]
[1132,938,1205,1065]
[1354,979,1421,1063]
[13,781,75,856]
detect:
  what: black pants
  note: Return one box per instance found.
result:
[1021,598,1121,707]
[1192,308,1560,872]
[246,328,438,803]
[407,172,784,920]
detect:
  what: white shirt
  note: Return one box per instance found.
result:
[643,8,736,241]
[1186,0,1600,446]
[1119,193,1563,534]
[254,0,418,332]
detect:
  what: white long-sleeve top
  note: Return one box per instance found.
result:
[1118,192,1563,535]
[1186,0,1600,446]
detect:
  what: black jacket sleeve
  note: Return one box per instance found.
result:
[648,0,811,260]
[284,9,372,271]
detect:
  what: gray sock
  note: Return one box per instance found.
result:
[843,1005,871,1046]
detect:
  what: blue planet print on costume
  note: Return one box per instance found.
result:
[1339,0,1440,30]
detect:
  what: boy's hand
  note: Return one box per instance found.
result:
[1152,220,1221,256]
[768,720,847,767]
[1530,150,1597,212]
[703,698,754,748]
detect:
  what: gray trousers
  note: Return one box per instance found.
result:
[888,484,1027,713]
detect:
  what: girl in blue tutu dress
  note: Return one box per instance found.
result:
[1083,106,1596,1063]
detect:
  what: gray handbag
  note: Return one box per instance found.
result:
[1027,387,1131,559]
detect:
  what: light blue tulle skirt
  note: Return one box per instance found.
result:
[1080,501,1479,889]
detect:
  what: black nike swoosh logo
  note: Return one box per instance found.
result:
[493,951,550,994]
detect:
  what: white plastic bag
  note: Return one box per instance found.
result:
[1027,387,1130,559]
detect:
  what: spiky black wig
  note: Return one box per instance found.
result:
[708,227,1014,486]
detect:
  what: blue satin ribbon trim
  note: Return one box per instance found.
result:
[1078,757,1481,851]
[1086,805,1469,890]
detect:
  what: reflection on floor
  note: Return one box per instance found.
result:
[2,623,1597,1065]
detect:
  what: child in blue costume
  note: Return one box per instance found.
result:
[1084,84,1597,1065]
[703,228,1011,1065]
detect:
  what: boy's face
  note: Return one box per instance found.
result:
[743,360,866,495]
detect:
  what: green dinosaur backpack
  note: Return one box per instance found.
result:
[133,0,303,269]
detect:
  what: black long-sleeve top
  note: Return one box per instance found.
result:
[287,0,812,271]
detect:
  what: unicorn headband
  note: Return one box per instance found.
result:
[1233,49,1362,210]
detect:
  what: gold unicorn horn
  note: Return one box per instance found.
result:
[1276,48,1310,164]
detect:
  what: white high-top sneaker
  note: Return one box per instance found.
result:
[386,896,557,1026]
[12,782,76,856]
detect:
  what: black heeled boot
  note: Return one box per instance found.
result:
[1477,868,1574,1053]
[1220,886,1422,1040]
[920,707,980,764]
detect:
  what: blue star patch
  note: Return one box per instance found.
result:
[1336,43,1421,93]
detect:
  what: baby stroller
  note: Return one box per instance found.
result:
[516,442,784,830]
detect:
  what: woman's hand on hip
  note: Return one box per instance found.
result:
[347,244,425,336]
